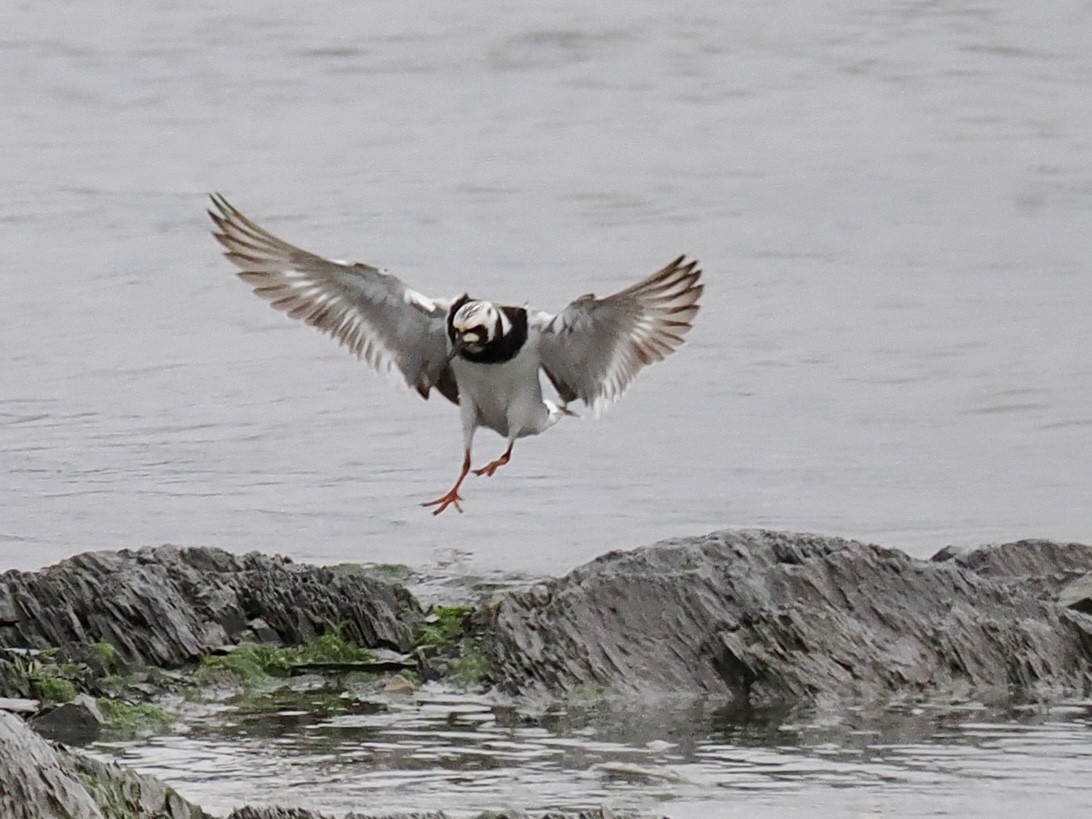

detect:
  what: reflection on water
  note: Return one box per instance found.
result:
[93,688,1092,817]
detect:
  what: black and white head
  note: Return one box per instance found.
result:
[449,298,509,352]
[446,296,527,363]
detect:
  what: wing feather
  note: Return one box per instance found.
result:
[535,255,703,415]
[209,194,458,404]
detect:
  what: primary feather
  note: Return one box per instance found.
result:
[534,255,703,415]
[209,194,459,403]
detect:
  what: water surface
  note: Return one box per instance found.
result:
[4,3,1092,813]
[3,1,1090,576]
[96,691,1092,818]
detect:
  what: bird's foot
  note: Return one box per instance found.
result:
[420,488,464,515]
[473,453,510,478]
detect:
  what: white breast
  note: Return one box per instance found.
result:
[451,336,547,438]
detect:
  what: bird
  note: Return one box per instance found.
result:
[208,194,703,515]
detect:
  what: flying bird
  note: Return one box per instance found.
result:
[208,194,703,515]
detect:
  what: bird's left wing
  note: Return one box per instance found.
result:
[209,194,458,404]
[533,255,702,416]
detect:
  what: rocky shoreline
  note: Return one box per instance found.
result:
[2,529,1091,818]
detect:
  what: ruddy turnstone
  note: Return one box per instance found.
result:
[208,195,703,514]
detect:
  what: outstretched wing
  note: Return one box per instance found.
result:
[209,194,458,404]
[534,255,702,416]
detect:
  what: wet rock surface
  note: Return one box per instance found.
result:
[485,530,1092,704]
[3,532,1092,818]
[0,545,421,670]
[4,534,1092,710]
[0,710,208,819]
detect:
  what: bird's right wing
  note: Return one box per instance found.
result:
[534,255,702,416]
[209,194,458,404]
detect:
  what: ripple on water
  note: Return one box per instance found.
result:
[88,690,1092,817]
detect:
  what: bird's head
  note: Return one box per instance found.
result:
[449,299,510,358]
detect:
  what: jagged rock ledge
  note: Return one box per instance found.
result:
[0,545,421,679]
[485,530,1092,705]
[1,531,1092,818]
[3,532,1092,707]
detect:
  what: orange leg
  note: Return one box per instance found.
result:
[473,441,514,478]
[421,451,471,515]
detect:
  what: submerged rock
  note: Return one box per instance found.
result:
[0,545,421,672]
[484,530,1092,705]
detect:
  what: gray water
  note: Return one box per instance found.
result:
[96,691,1092,818]
[3,1,1092,815]
[3,0,1091,576]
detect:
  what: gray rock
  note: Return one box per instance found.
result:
[0,546,422,676]
[942,538,1092,598]
[0,710,208,819]
[0,655,32,699]
[31,693,104,744]
[6,531,1092,717]
[929,544,971,561]
[0,697,38,714]
[63,747,209,819]
[1058,572,1092,614]
[384,673,417,694]
[0,710,103,819]
[0,587,17,625]
[484,530,1092,705]
[247,617,281,643]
